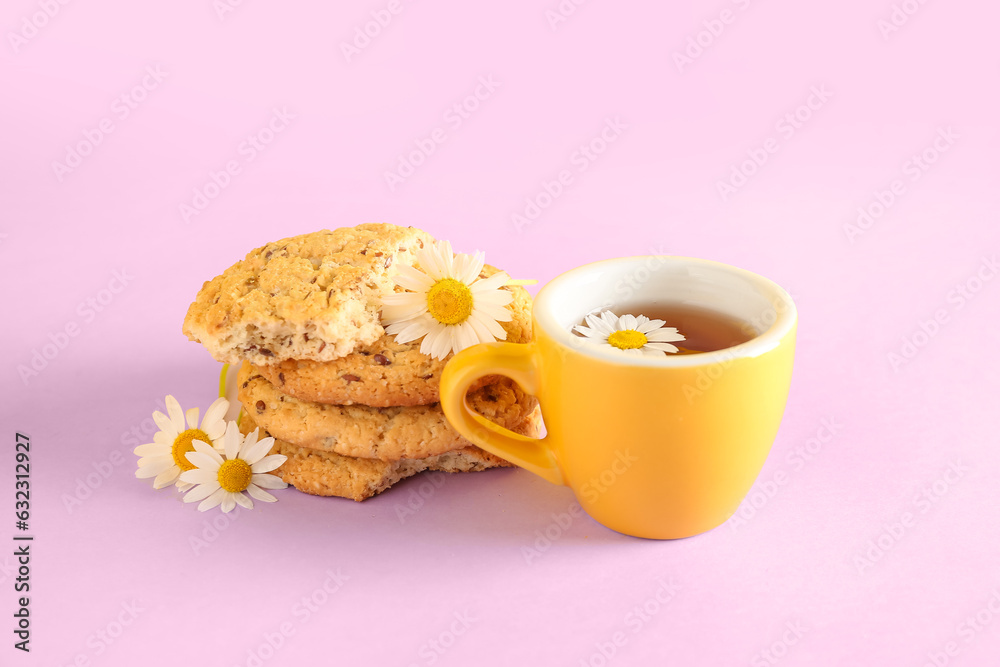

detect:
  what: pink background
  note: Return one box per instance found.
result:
[3,1,999,665]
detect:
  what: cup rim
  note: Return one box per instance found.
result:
[532,255,797,367]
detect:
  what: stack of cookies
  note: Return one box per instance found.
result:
[182,224,539,501]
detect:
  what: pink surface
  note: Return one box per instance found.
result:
[2,1,999,665]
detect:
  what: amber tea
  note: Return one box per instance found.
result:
[583,303,755,354]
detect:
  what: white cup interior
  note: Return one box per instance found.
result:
[532,256,797,366]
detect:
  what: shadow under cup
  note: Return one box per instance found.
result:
[445,256,797,539]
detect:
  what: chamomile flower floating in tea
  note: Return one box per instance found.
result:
[134,394,230,491]
[380,239,515,360]
[179,421,287,513]
[573,311,686,357]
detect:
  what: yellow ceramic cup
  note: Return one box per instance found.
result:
[440,256,797,539]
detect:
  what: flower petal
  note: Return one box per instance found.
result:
[232,492,254,510]
[204,421,227,441]
[460,251,486,284]
[250,453,285,474]
[417,242,447,281]
[470,311,507,340]
[453,321,480,352]
[636,318,667,334]
[437,240,456,277]
[135,460,174,478]
[573,321,606,338]
[646,328,685,342]
[186,451,222,471]
[645,342,680,353]
[152,467,180,489]
[419,325,449,360]
[202,396,229,429]
[474,300,513,323]
[197,488,226,511]
[133,443,165,457]
[136,454,172,468]
[465,313,496,343]
[437,326,460,359]
[600,311,620,328]
[470,271,509,294]
[152,411,177,438]
[619,314,638,331]
[392,264,435,292]
[223,421,241,460]
[180,468,221,485]
[185,407,200,430]
[380,291,421,306]
[246,484,278,503]
[472,288,514,307]
[578,312,616,337]
[381,294,428,324]
[252,472,288,489]
[192,438,225,464]
[184,481,221,503]
[243,436,276,466]
[220,495,236,513]
[165,395,186,433]
[387,316,433,344]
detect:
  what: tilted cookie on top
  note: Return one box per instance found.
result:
[183,224,436,366]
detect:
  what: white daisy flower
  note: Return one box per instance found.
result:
[179,421,287,513]
[134,394,230,491]
[573,311,686,357]
[380,239,515,360]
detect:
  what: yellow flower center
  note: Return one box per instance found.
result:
[217,459,253,493]
[426,278,474,325]
[608,330,647,350]
[172,429,210,471]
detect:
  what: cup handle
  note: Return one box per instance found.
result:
[440,341,565,487]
